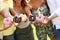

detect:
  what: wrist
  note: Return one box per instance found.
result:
[48,16,52,21]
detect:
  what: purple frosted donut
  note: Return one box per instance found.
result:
[3,17,12,25]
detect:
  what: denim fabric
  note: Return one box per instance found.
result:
[54,25,60,40]
[3,34,14,40]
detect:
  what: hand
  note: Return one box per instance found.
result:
[36,14,50,24]
[3,17,13,27]
[19,14,28,22]
[29,15,36,21]
[39,16,50,24]
[43,16,50,24]
[14,14,28,26]
[36,14,45,23]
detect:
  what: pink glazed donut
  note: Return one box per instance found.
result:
[36,14,45,22]
[3,17,12,25]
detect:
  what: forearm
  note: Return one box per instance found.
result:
[9,8,17,16]
[0,8,12,18]
[48,13,58,21]
[24,6,32,16]
[0,26,11,32]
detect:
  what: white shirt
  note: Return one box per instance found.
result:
[18,21,30,29]
[0,0,3,2]
[47,0,60,29]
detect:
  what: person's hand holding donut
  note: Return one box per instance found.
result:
[3,17,13,27]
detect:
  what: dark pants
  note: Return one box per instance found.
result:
[3,34,15,40]
[54,25,60,40]
[15,24,34,40]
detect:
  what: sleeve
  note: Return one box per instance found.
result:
[8,0,13,8]
[53,0,60,16]
[0,2,6,11]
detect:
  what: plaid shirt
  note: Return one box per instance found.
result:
[31,3,55,40]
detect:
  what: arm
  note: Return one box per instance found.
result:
[9,0,17,16]
[0,24,12,32]
[9,8,18,16]
[0,26,10,32]
[0,8,13,18]
[24,6,32,16]
[48,13,58,21]
[48,0,60,21]
[40,0,60,24]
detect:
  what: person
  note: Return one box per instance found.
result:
[31,2,56,40]
[39,0,60,40]
[0,0,17,40]
[13,0,34,40]
[13,0,55,40]
[23,0,56,40]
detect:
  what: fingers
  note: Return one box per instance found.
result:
[14,14,28,26]
[19,14,28,22]
[3,17,13,25]
[43,17,49,24]
[13,14,50,24]
[36,15,49,24]
[3,17,14,28]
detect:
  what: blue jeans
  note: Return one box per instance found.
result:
[3,34,15,40]
[54,25,60,40]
